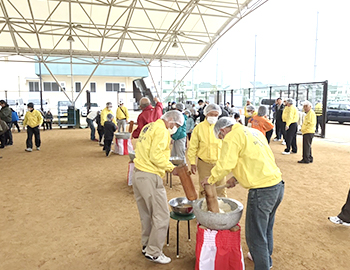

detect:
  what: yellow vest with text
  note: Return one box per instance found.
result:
[187,119,222,165]
[208,124,282,189]
[134,119,175,177]
[301,109,316,134]
[282,105,299,127]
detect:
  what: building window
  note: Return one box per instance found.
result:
[29,81,39,92]
[106,83,120,92]
[43,82,59,91]
[75,82,81,92]
[90,82,96,92]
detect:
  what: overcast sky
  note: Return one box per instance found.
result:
[175,0,350,89]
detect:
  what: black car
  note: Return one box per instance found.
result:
[326,102,350,124]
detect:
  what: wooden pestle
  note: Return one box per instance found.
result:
[128,121,134,133]
[204,184,220,213]
[177,164,198,201]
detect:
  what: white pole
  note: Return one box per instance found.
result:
[253,34,257,105]
[313,11,319,105]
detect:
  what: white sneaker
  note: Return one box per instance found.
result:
[273,138,278,142]
[145,253,171,264]
[25,148,32,152]
[278,139,283,141]
[281,141,286,145]
[282,151,290,155]
[328,216,350,226]
[36,147,40,151]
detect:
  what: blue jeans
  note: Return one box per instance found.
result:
[246,181,284,270]
[86,118,95,140]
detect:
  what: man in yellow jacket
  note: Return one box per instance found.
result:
[116,101,129,132]
[314,100,323,134]
[23,102,43,152]
[133,110,184,265]
[298,101,316,164]
[100,102,116,145]
[187,103,226,197]
[244,99,252,126]
[202,117,284,270]
[282,98,299,155]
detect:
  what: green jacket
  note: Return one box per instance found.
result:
[0,105,12,123]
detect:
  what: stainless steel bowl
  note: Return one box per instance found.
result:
[169,197,194,216]
[115,132,131,140]
[192,197,243,230]
[169,156,185,166]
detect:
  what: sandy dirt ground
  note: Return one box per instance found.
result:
[1,126,350,270]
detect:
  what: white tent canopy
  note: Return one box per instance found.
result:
[0,0,267,66]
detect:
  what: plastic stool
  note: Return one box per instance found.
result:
[167,211,196,258]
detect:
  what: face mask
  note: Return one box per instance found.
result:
[168,126,178,135]
[248,112,252,116]
[207,116,218,125]
[172,105,176,109]
[108,106,112,110]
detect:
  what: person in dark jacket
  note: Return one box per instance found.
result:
[103,113,117,157]
[95,111,104,145]
[196,99,207,122]
[219,105,229,119]
[44,110,53,130]
[11,108,21,132]
[0,100,13,146]
[273,98,285,142]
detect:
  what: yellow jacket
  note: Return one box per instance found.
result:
[116,106,129,121]
[282,105,299,127]
[23,109,43,128]
[314,103,322,116]
[301,109,316,134]
[187,119,222,165]
[101,107,116,126]
[244,105,257,118]
[134,119,175,177]
[208,124,282,189]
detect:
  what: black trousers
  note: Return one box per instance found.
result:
[338,188,350,223]
[245,116,251,126]
[265,129,273,143]
[285,122,297,153]
[5,122,13,145]
[316,115,322,133]
[98,127,104,142]
[13,121,20,132]
[26,126,41,149]
[104,139,112,156]
[302,133,314,162]
[275,120,284,140]
[45,121,52,130]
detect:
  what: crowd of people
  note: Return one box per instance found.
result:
[2,95,347,269]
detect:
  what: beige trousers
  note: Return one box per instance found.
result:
[197,158,227,198]
[132,170,169,257]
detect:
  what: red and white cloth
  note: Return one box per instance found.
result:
[114,138,133,155]
[195,224,244,270]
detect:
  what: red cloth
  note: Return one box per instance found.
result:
[132,102,163,138]
[195,224,244,270]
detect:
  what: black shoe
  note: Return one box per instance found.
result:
[0,145,4,149]
[291,151,297,154]
[298,160,309,164]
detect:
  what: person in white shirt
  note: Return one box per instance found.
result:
[86,110,98,141]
